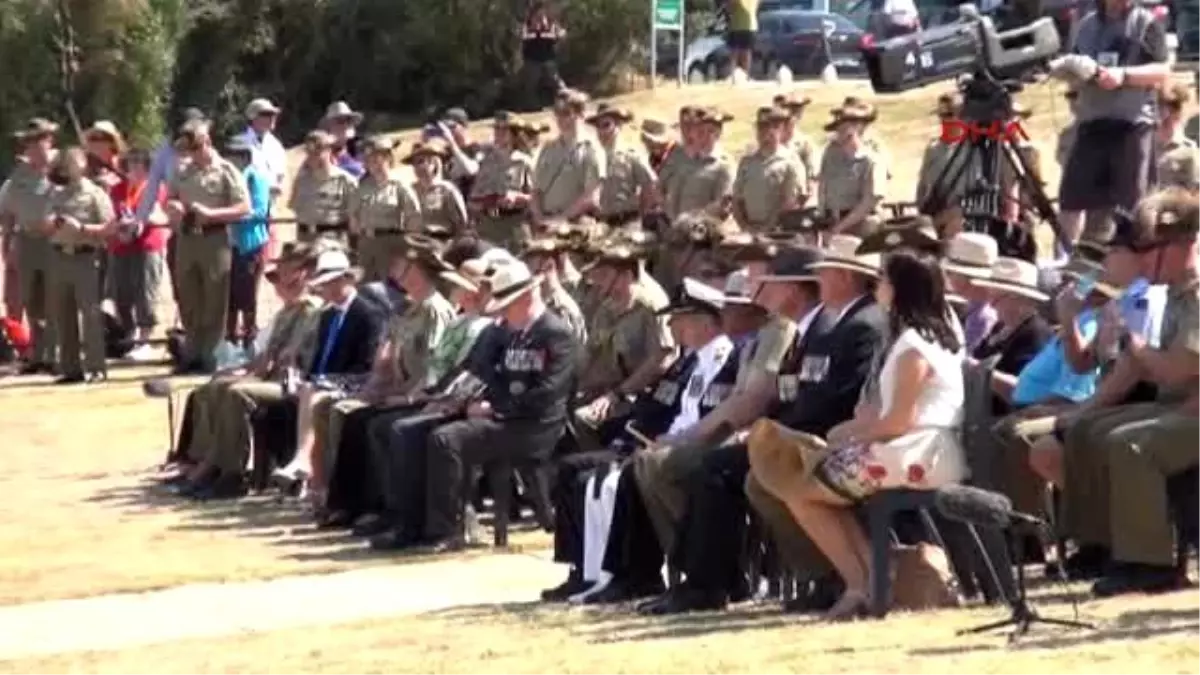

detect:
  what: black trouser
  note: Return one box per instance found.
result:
[375,410,458,539]
[601,464,665,588]
[325,405,399,518]
[678,443,752,595]
[172,391,197,463]
[551,450,620,567]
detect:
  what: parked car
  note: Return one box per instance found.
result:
[1175,0,1198,60]
[752,9,867,78]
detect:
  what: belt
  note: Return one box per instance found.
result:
[602,210,641,227]
[481,206,526,219]
[54,244,99,255]
[180,224,227,236]
[364,228,405,238]
[300,223,348,235]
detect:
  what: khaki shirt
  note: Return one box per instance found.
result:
[350,173,421,234]
[0,161,53,236]
[790,133,818,184]
[1152,135,1200,189]
[287,163,357,226]
[389,291,457,385]
[584,295,675,390]
[546,283,588,346]
[733,146,802,230]
[1156,278,1200,403]
[817,142,884,214]
[415,179,469,233]
[598,143,654,217]
[657,144,690,196]
[168,155,249,225]
[264,296,323,379]
[46,178,115,249]
[471,147,534,199]
[533,136,604,216]
[667,153,734,220]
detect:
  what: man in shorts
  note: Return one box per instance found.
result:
[725,0,760,78]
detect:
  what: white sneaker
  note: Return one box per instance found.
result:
[127,343,158,362]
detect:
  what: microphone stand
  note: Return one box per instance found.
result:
[958,522,1095,642]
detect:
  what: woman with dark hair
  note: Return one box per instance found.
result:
[520,1,566,109]
[776,249,967,620]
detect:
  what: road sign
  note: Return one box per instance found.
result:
[650,0,685,88]
[654,0,683,29]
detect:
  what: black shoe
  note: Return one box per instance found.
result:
[87,371,107,384]
[188,474,247,501]
[316,510,356,530]
[1093,563,1186,598]
[581,578,666,605]
[634,588,678,614]
[18,362,50,375]
[158,472,191,487]
[541,571,591,602]
[421,536,467,554]
[369,528,419,551]
[1065,545,1112,580]
[54,372,85,385]
[638,585,726,616]
[352,514,392,538]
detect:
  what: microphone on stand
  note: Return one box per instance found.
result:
[934,484,1047,531]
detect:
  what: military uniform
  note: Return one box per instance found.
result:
[413,179,468,235]
[733,147,802,231]
[168,154,249,367]
[1157,145,1200,190]
[289,163,357,242]
[45,177,114,377]
[534,135,604,220]
[545,281,588,347]
[817,141,884,237]
[665,153,733,222]
[470,145,534,248]
[790,133,818,187]
[350,173,421,280]
[655,143,690,196]
[0,161,56,366]
[597,142,654,227]
[580,289,674,401]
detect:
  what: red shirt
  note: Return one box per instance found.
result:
[108,179,169,254]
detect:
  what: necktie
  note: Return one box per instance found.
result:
[315,309,346,375]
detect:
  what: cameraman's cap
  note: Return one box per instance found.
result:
[245,98,281,119]
[15,117,59,142]
[304,129,337,148]
[658,277,724,318]
[941,232,998,278]
[554,88,590,114]
[586,103,634,126]
[759,245,824,282]
[442,107,469,126]
[772,93,812,113]
[755,106,791,126]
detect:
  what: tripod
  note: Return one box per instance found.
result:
[958,522,1095,642]
[921,69,1071,259]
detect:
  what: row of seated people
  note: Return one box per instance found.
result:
[155,187,1198,616]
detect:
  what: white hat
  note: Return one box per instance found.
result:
[308,249,361,287]
[659,277,725,316]
[941,232,998,279]
[483,260,543,313]
[245,98,282,119]
[478,248,520,271]
[971,257,1049,302]
[809,234,880,276]
[440,259,489,293]
[723,269,756,305]
[321,101,364,127]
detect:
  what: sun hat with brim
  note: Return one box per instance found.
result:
[483,261,543,313]
[402,246,454,277]
[823,104,876,132]
[640,118,670,144]
[511,119,552,136]
[14,118,59,142]
[758,245,825,282]
[361,136,398,155]
[245,98,282,119]
[723,269,763,307]
[440,259,489,293]
[972,258,1049,302]
[856,220,942,257]
[304,129,337,148]
[265,242,315,282]
[755,106,791,126]
[695,107,735,126]
[658,277,725,317]
[402,140,449,164]
[773,93,813,113]
[809,234,881,276]
[940,232,999,279]
[308,249,362,287]
[84,120,125,147]
[321,101,364,127]
[586,103,634,126]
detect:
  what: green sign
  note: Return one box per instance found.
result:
[654,0,683,29]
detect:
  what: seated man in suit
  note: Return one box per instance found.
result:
[217,247,385,496]
[164,242,323,498]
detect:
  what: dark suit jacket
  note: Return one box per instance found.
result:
[488,310,580,425]
[972,314,1053,414]
[305,293,385,378]
[776,296,889,438]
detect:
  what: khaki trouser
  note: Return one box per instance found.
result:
[212,380,287,473]
[49,247,104,375]
[1106,411,1198,566]
[175,231,231,365]
[320,397,370,477]
[1060,402,1166,547]
[993,403,1074,517]
[745,474,832,578]
[475,214,527,252]
[632,441,730,557]
[357,234,406,282]
[183,375,247,463]
[18,234,56,364]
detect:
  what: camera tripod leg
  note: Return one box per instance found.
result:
[956,617,1023,636]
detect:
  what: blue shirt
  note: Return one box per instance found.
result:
[1012,309,1101,406]
[230,166,271,253]
[337,152,364,179]
[1117,277,1167,348]
[136,142,177,221]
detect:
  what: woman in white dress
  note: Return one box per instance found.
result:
[781,248,968,620]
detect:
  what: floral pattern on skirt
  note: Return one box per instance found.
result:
[815,439,939,503]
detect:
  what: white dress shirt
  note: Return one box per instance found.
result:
[666,334,735,437]
[238,126,288,191]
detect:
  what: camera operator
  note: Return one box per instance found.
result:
[1058,0,1172,246]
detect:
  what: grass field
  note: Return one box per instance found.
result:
[0,78,1196,673]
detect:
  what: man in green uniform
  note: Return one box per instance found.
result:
[166,119,252,373]
[289,130,358,243]
[404,141,470,235]
[469,112,535,249]
[774,94,818,196]
[1,119,58,373]
[586,104,656,228]
[732,106,803,232]
[350,136,421,280]
[525,235,588,345]
[817,103,885,238]
[530,89,605,230]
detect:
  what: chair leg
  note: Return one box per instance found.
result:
[868,505,894,618]
[519,465,555,532]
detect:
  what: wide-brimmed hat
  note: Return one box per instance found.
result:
[658,277,724,318]
[265,242,315,282]
[14,118,59,142]
[586,103,634,126]
[640,118,670,144]
[440,259,489,293]
[823,103,877,132]
[401,246,454,279]
[304,129,337,149]
[360,135,398,155]
[308,248,362,286]
[755,106,791,126]
[723,269,764,307]
[972,258,1049,302]
[402,140,449,164]
[245,98,282,119]
[83,121,126,151]
[759,246,825,282]
[810,234,880,276]
[483,260,543,313]
[510,118,551,136]
[695,107,734,126]
[941,232,999,279]
[856,218,942,256]
[773,93,812,114]
[321,101,364,127]
[1059,239,1108,280]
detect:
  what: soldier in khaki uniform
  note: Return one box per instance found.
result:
[41,148,115,383]
[404,140,469,235]
[839,96,891,177]
[586,104,656,228]
[350,136,421,281]
[469,112,535,249]
[1152,85,1200,189]
[773,93,818,195]
[165,119,252,373]
[288,130,358,243]
[916,92,966,212]
[638,118,679,178]
[733,106,803,232]
[1,119,58,373]
[531,89,605,229]
[525,234,588,345]
[817,103,885,238]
